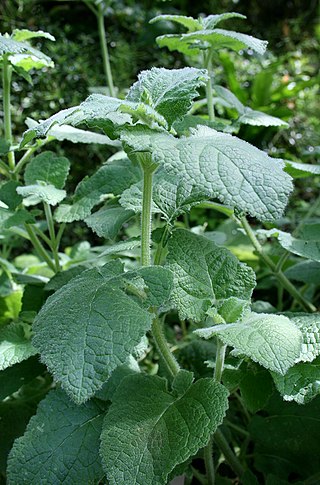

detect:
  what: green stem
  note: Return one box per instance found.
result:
[154,224,169,265]
[240,216,316,313]
[203,437,215,485]
[204,51,215,122]
[44,203,60,272]
[141,164,154,266]
[97,6,116,97]
[214,429,244,478]
[14,144,40,176]
[151,317,180,378]
[24,224,56,272]
[2,55,15,172]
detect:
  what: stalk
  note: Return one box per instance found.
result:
[2,55,15,172]
[214,429,244,478]
[240,216,316,312]
[24,224,56,272]
[203,437,215,485]
[204,51,215,122]
[44,203,61,272]
[140,164,154,266]
[97,5,116,97]
[151,317,180,378]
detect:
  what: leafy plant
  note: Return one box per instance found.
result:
[1,9,319,485]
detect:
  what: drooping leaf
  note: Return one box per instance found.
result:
[0,322,37,371]
[32,260,173,403]
[85,205,135,239]
[44,123,121,146]
[126,67,208,127]
[0,33,51,59]
[10,54,54,72]
[150,14,202,31]
[284,161,320,178]
[7,389,107,484]
[24,151,70,189]
[55,156,141,222]
[100,373,229,485]
[165,229,255,321]
[265,228,320,262]
[11,29,55,42]
[195,312,302,375]
[17,183,66,206]
[122,125,293,221]
[272,357,320,404]
[285,260,320,285]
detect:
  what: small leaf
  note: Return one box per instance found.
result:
[150,14,201,32]
[11,29,55,42]
[24,151,70,189]
[195,312,302,375]
[238,108,288,127]
[126,67,208,127]
[0,322,37,371]
[201,13,247,29]
[100,374,229,485]
[217,297,251,323]
[272,357,320,404]
[7,389,107,484]
[85,205,135,239]
[165,229,255,321]
[17,184,66,206]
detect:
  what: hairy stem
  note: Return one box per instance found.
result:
[151,317,180,378]
[2,55,15,172]
[240,216,316,312]
[141,164,154,266]
[97,5,116,97]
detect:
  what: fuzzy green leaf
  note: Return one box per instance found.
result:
[24,151,70,189]
[85,205,135,239]
[32,261,173,403]
[150,14,201,31]
[122,125,293,221]
[265,228,320,262]
[0,181,23,210]
[0,322,37,371]
[165,229,255,321]
[11,29,55,42]
[126,67,208,127]
[196,312,302,375]
[0,33,51,59]
[273,357,320,404]
[17,184,66,206]
[289,313,320,363]
[7,389,107,484]
[55,156,141,222]
[284,161,320,178]
[285,261,320,285]
[100,374,229,485]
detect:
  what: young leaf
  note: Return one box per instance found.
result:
[32,261,173,403]
[85,205,135,239]
[126,67,208,127]
[195,312,302,375]
[100,374,229,485]
[7,389,107,484]
[123,125,293,221]
[150,14,202,32]
[272,357,320,405]
[11,29,55,42]
[24,151,70,189]
[17,184,66,206]
[165,229,255,321]
[0,322,37,371]
[55,156,141,222]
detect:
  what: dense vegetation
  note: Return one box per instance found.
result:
[0,1,319,484]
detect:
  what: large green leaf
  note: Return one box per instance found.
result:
[126,67,207,128]
[285,260,320,285]
[165,229,255,321]
[100,373,229,485]
[32,260,173,403]
[7,389,107,484]
[195,312,302,374]
[0,322,37,371]
[273,357,320,404]
[0,33,51,59]
[122,125,293,221]
[265,228,320,262]
[55,156,141,222]
[24,151,70,189]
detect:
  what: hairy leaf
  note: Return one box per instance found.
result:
[12,29,55,42]
[85,205,135,239]
[32,261,173,402]
[265,228,320,262]
[7,389,107,484]
[126,67,208,127]
[55,156,141,222]
[289,313,320,363]
[100,373,229,485]
[24,151,70,189]
[195,312,302,374]
[165,229,255,321]
[17,184,66,206]
[0,322,36,371]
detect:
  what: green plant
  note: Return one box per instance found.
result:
[1,10,320,485]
